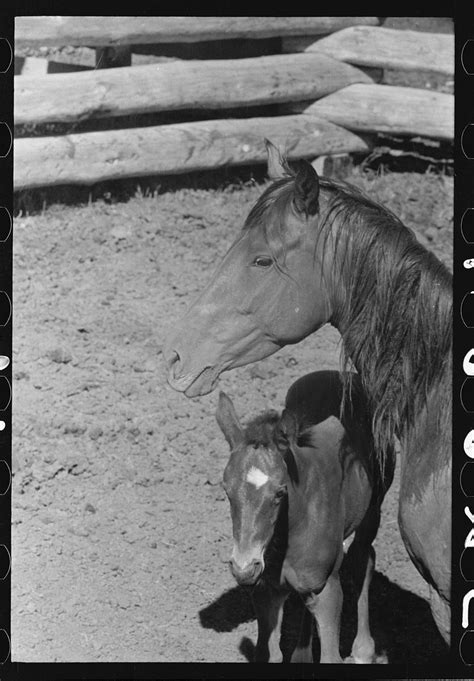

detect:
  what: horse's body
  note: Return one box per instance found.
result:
[217,371,394,663]
[165,140,452,641]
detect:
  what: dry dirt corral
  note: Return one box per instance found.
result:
[12,15,453,665]
[12,165,452,663]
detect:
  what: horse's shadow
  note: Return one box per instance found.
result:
[198,568,449,664]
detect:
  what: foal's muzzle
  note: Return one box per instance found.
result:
[230,557,264,586]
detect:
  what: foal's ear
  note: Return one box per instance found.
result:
[293,161,320,216]
[274,409,298,451]
[265,138,291,180]
[275,410,299,483]
[216,391,244,449]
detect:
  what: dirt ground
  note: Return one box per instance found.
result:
[12,165,452,663]
[11,15,453,665]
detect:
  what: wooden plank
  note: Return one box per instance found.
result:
[15,55,93,75]
[14,53,373,125]
[15,52,179,75]
[15,16,380,47]
[305,26,454,76]
[14,114,371,190]
[282,36,384,82]
[15,56,48,76]
[304,84,453,141]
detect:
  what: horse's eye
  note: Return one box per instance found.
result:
[274,487,286,503]
[253,256,273,268]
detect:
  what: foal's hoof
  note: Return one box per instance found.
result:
[344,653,375,664]
[343,652,388,665]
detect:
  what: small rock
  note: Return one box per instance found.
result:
[40,515,55,524]
[84,503,96,514]
[63,421,87,435]
[425,227,438,242]
[67,525,90,537]
[47,348,73,364]
[205,473,222,487]
[110,224,132,241]
[89,426,103,440]
[149,540,157,549]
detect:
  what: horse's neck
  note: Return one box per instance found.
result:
[329,246,451,458]
[399,382,451,479]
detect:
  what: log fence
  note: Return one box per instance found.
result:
[14,16,454,191]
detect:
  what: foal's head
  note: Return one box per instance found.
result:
[216,392,298,586]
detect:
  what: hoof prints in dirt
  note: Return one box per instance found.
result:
[13,167,452,661]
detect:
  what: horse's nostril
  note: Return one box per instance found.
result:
[167,350,181,378]
[230,557,263,585]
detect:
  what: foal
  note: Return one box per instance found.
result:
[216,370,394,663]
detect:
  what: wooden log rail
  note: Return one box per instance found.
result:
[14,16,379,47]
[286,26,454,76]
[304,84,453,141]
[13,19,453,190]
[14,114,371,190]
[14,53,373,126]
[14,83,453,190]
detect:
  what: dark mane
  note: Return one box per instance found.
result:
[243,169,452,463]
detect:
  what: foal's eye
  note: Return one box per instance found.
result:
[252,256,273,268]
[274,487,286,503]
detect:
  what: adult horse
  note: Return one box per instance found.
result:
[164,140,452,642]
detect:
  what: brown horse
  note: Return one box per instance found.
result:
[164,140,452,642]
[217,370,394,663]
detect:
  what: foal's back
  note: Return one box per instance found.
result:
[280,372,388,597]
[287,371,375,464]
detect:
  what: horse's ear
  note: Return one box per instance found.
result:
[293,161,320,216]
[265,138,291,180]
[216,391,244,449]
[275,410,299,483]
[275,409,298,452]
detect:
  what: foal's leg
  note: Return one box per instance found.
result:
[346,509,379,664]
[304,572,344,663]
[290,603,313,663]
[251,581,288,662]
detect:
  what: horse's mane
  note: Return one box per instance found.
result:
[244,170,452,464]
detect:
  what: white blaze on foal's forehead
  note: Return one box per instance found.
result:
[246,466,269,489]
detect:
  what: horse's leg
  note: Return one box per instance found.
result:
[349,543,376,663]
[346,508,379,663]
[290,602,313,663]
[304,572,343,663]
[251,581,288,662]
[429,585,450,645]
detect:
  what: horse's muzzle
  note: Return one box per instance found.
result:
[165,350,188,391]
[230,557,264,586]
[164,348,220,397]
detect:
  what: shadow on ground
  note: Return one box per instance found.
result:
[199,569,449,664]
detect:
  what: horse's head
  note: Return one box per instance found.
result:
[216,392,298,586]
[164,140,332,397]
